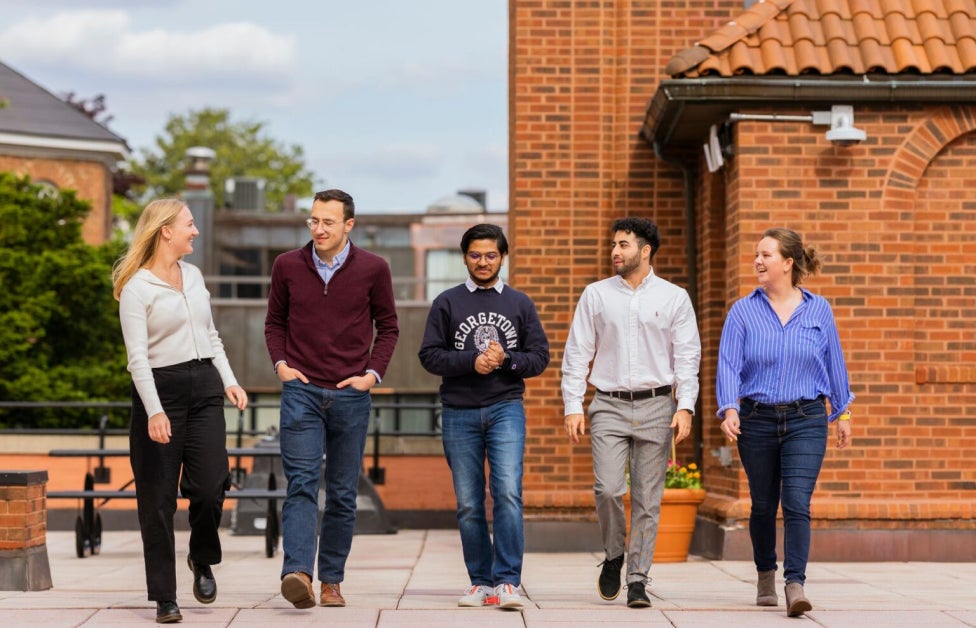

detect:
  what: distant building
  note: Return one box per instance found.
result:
[208,184,507,400]
[0,60,128,245]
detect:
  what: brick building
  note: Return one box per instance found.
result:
[511,0,976,560]
[0,61,128,245]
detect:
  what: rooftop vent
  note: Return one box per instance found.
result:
[225,177,266,211]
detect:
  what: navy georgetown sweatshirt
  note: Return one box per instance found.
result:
[418,282,550,408]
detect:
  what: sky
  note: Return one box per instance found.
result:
[0,0,508,212]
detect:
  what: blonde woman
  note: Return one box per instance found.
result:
[113,199,247,624]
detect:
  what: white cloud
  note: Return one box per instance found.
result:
[327,145,444,180]
[0,1,508,212]
[370,54,504,91]
[463,141,506,172]
[0,10,297,84]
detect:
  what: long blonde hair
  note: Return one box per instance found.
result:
[112,198,187,300]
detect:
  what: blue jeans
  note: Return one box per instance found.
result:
[737,396,828,585]
[278,380,371,583]
[441,399,526,587]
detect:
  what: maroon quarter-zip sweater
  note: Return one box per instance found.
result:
[265,241,399,388]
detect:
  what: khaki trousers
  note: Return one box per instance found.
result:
[589,393,673,585]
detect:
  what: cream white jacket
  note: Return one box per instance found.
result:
[119,261,238,417]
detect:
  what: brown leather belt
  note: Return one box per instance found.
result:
[597,385,672,401]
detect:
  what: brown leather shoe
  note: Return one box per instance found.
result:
[320,582,346,607]
[281,571,315,609]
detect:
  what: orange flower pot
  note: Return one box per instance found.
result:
[624,488,706,563]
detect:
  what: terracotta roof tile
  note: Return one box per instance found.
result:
[947,0,974,14]
[788,10,818,45]
[956,35,976,72]
[891,36,922,72]
[858,37,889,72]
[759,34,792,74]
[667,0,976,78]
[795,37,821,73]
[852,12,882,44]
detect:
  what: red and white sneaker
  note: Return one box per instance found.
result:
[494,583,524,610]
[458,584,495,607]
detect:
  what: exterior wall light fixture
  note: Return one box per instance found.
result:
[705,104,866,173]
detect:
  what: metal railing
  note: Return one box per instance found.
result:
[0,398,442,486]
[206,274,440,304]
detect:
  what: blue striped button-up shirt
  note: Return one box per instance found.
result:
[716,287,853,422]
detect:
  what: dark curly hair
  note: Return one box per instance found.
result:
[611,217,660,259]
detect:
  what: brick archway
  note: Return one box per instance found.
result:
[882,107,976,392]
[882,106,976,196]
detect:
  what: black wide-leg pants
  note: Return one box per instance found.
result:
[129,358,229,601]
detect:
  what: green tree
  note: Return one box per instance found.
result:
[0,173,130,428]
[130,108,316,211]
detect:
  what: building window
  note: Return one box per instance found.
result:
[425,248,509,300]
[425,249,465,300]
[218,248,263,298]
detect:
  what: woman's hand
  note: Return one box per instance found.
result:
[226,385,248,410]
[148,412,172,444]
[836,418,851,449]
[720,410,741,443]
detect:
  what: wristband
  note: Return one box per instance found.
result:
[838,411,851,421]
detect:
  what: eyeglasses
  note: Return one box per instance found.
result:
[306,218,339,229]
[467,252,500,262]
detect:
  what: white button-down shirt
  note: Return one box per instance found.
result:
[561,269,701,416]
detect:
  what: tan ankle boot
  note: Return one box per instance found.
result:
[756,570,778,606]
[784,582,812,617]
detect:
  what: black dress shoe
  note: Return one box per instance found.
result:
[187,556,217,603]
[626,581,652,608]
[597,554,624,600]
[155,600,182,623]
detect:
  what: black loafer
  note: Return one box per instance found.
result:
[155,600,182,623]
[187,556,217,603]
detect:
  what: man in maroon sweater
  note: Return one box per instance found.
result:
[265,188,398,609]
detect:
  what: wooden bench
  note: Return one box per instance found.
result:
[48,447,285,558]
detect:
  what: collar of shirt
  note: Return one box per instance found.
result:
[613,267,656,291]
[465,277,505,293]
[750,285,812,309]
[312,240,350,270]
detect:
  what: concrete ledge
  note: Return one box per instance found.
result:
[0,469,49,485]
[0,546,52,591]
[0,470,51,591]
[525,520,602,552]
[691,516,976,562]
